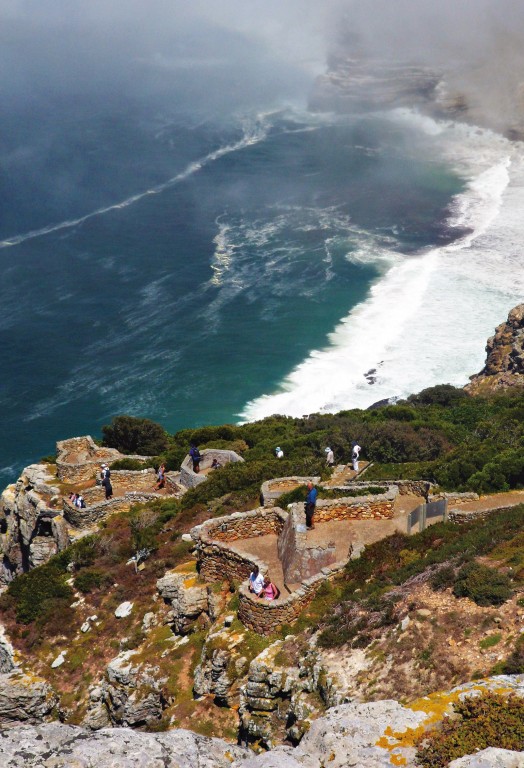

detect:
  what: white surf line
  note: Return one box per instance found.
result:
[0,124,268,250]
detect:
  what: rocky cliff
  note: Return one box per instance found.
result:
[466,304,524,395]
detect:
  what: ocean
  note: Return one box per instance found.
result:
[1,88,523,483]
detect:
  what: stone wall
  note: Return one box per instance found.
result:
[63,492,162,528]
[260,476,320,508]
[179,449,244,490]
[312,488,397,523]
[81,469,157,504]
[56,436,151,484]
[238,561,346,636]
[192,508,286,584]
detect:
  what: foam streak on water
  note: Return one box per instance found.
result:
[0,117,269,250]
[242,113,524,419]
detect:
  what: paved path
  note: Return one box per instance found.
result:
[449,489,524,513]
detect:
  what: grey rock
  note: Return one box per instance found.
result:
[0,723,247,767]
[449,749,524,767]
[0,671,57,724]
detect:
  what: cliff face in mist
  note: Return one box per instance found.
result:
[309,52,524,139]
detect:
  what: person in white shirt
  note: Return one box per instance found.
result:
[325,447,334,466]
[248,565,265,595]
[275,447,284,459]
[352,442,361,472]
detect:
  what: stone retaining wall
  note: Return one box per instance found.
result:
[260,477,320,508]
[312,487,397,523]
[191,507,286,583]
[63,492,163,528]
[193,507,286,544]
[238,561,346,636]
[56,436,150,484]
[429,491,479,504]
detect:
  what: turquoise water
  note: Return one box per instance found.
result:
[0,99,464,482]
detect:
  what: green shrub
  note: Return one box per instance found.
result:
[102,415,168,455]
[8,563,73,624]
[452,562,512,607]
[74,569,112,594]
[498,635,524,674]
[109,457,157,471]
[430,564,456,591]
[416,692,524,768]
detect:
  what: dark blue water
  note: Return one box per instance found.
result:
[0,89,464,482]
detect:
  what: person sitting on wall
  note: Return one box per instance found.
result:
[211,458,222,470]
[260,576,280,601]
[248,565,265,596]
[189,444,202,473]
[155,463,166,489]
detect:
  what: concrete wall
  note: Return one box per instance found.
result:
[179,449,244,490]
[277,505,336,585]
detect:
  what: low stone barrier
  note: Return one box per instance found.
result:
[63,492,163,528]
[429,491,479,504]
[179,449,244,489]
[312,487,398,523]
[238,561,346,636]
[191,508,286,583]
[260,476,320,508]
[56,435,151,484]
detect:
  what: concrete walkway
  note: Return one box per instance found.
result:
[449,489,524,514]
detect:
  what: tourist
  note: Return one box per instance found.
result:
[275,446,284,459]
[325,447,334,466]
[189,444,201,473]
[305,481,318,529]
[352,442,361,472]
[155,463,166,489]
[211,458,222,470]
[74,494,86,509]
[101,474,113,500]
[260,576,280,601]
[248,565,265,596]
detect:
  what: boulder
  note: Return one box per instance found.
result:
[0,671,57,725]
[449,749,524,767]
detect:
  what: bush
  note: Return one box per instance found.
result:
[102,415,168,455]
[452,562,512,606]
[8,563,73,624]
[498,635,524,674]
[74,569,112,594]
[416,691,524,768]
[408,384,469,408]
[430,564,456,591]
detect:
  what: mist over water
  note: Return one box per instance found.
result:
[1,1,524,481]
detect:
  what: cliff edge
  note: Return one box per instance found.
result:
[465,304,524,395]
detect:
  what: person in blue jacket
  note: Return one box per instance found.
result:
[305,481,318,529]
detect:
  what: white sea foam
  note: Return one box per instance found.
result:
[242,112,524,420]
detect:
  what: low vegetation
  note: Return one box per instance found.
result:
[416,692,524,767]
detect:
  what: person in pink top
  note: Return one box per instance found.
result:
[260,576,280,601]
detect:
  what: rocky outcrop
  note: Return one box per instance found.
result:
[0,722,247,767]
[157,569,226,634]
[0,463,67,584]
[466,304,524,395]
[0,671,57,725]
[101,650,167,728]
[309,55,442,113]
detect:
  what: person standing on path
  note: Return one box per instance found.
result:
[305,481,318,529]
[352,442,361,472]
[325,447,334,466]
